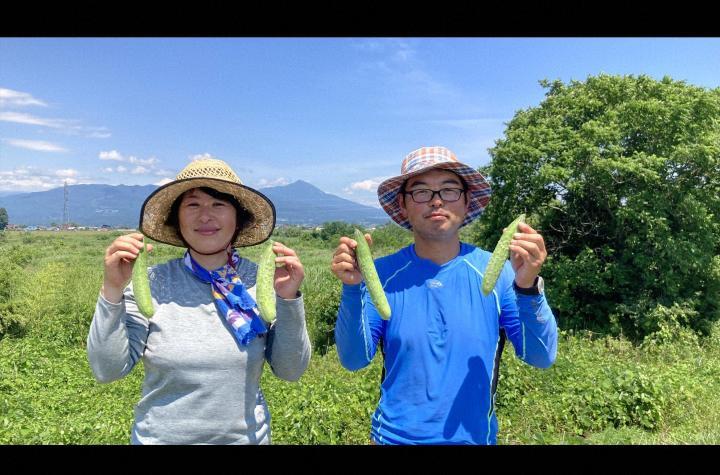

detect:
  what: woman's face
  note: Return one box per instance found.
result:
[178,188,237,254]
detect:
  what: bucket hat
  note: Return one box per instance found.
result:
[377,146,491,229]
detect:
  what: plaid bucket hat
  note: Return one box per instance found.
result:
[377,146,492,230]
[139,158,276,247]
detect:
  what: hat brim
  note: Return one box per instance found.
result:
[377,161,492,230]
[139,177,276,247]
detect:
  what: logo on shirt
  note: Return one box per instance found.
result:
[426,279,443,289]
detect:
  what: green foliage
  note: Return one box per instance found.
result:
[261,346,382,444]
[315,221,359,243]
[1,229,720,445]
[366,222,413,251]
[0,337,143,444]
[0,208,7,231]
[496,326,720,443]
[0,244,41,338]
[473,74,720,340]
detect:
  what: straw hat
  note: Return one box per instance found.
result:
[377,146,492,230]
[139,158,275,247]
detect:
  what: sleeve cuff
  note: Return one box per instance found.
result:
[98,291,125,309]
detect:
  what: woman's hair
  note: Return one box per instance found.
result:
[165,187,254,244]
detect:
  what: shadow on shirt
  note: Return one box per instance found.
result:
[443,356,491,443]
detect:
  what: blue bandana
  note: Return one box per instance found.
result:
[183,249,268,346]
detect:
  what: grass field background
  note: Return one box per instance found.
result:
[1,229,718,444]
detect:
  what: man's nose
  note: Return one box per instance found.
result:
[429,195,444,207]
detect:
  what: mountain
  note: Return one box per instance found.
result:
[258,180,387,226]
[0,180,389,227]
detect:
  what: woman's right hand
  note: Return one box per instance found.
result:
[330,234,371,286]
[102,232,153,303]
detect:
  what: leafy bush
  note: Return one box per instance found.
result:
[0,244,41,339]
[473,74,720,340]
[367,221,413,252]
[314,221,360,243]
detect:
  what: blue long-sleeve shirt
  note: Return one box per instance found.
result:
[334,242,558,445]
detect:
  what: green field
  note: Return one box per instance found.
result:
[1,229,719,444]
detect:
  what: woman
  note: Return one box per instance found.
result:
[87,158,311,445]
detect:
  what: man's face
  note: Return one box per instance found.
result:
[398,168,469,241]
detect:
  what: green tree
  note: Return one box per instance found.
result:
[0,208,7,230]
[472,74,720,340]
[317,221,359,242]
[368,221,413,251]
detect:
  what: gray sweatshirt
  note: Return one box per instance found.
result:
[86,256,311,445]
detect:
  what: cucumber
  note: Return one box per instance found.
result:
[256,239,276,323]
[132,241,154,318]
[481,214,526,296]
[353,228,391,320]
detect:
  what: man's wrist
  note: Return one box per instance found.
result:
[513,276,544,295]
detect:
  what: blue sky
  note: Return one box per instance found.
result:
[1,37,719,207]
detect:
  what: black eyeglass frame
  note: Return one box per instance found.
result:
[401,187,467,203]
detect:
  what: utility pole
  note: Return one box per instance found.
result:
[63,180,69,229]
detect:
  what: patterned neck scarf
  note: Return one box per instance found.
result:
[183,248,268,346]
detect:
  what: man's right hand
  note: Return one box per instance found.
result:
[330,234,372,286]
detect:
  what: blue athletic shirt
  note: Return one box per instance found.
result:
[334,242,558,445]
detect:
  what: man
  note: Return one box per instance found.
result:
[331,146,558,445]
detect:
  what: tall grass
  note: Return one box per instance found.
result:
[1,229,718,444]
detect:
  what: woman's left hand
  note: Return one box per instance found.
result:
[271,241,305,300]
[508,221,547,289]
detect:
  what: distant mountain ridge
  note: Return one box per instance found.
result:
[0,180,389,227]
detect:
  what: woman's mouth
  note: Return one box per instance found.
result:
[196,227,220,236]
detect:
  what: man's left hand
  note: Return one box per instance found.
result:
[508,221,547,289]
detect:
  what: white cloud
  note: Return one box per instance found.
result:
[99,150,124,161]
[0,111,110,138]
[131,166,149,175]
[99,151,162,176]
[155,177,174,186]
[85,127,112,139]
[352,39,484,118]
[3,138,67,152]
[349,178,385,191]
[0,88,47,107]
[0,166,82,192]
[128,156,158,166]
[343,176,391,195]
[190,153,215,162]
[256,177,290,188]
[0,88,109,138]
[0,111,66,128]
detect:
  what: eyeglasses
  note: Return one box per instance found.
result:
[402,188,466,203]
